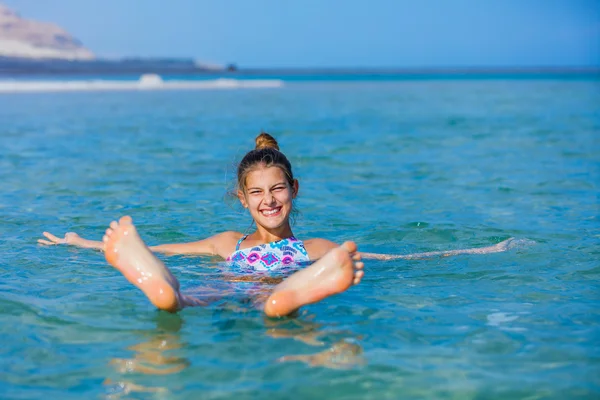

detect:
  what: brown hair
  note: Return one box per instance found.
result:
[237,132,294,192]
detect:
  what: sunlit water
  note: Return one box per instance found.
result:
[1,78,599,399]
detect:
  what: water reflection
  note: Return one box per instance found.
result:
[109,334,189,375]
[223,279,367,369]
[104,290,365,399]
[266,316,366,369]
[104,379,168,398]
[104,313,188,398]
[279,339,366,369]
[265,316,326,345]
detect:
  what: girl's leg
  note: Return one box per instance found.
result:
[103,216,202,312]
[263,242,364,318]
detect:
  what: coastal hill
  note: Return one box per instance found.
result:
[0,3,95,60]
[0,2,237,75]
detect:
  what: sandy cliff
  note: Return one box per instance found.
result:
[0,3,94,60]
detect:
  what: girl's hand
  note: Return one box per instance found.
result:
[38,231,83,246]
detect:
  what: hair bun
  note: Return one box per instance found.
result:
[255,132,280,151]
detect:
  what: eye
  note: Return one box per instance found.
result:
[249,190,261,195]
[273,186,286,191]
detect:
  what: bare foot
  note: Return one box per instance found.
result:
[103,216,184,312]
[263,241,364,317]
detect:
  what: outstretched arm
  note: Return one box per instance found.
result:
[38,228,233,257]
[360,238,528,260]
[38,232,104,250]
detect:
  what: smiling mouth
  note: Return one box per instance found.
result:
[260,207,282,217]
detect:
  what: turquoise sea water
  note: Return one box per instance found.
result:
[1,77,599,399]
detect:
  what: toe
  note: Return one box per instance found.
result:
[120,215,133,225]
[341,241,357,253]
[353,270,364,285]
[110,221,118,229]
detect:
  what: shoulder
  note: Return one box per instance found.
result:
[303,238,338,260]
[210,231,244,258]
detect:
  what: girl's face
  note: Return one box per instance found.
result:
[239,165,298,232]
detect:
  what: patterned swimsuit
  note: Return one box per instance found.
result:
[226,235,311,274]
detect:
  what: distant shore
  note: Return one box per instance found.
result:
[0,56,598,78]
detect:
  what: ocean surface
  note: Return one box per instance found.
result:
[0,75,599,399]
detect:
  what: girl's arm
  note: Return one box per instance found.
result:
[147,231,236,256]
[38,230,237,257]
[360,238,528,260]
[38,232,104,250]
[303,238,340,260]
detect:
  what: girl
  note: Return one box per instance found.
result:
[39,133,516,317]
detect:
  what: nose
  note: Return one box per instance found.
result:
[264,191,276,205]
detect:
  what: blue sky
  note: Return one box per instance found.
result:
[4,0,599,67]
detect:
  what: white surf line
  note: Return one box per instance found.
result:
[0,77,284,93]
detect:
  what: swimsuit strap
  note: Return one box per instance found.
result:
[235,234,249,251]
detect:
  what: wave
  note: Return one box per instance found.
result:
[0,74,284,93]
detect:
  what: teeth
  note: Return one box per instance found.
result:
[262,208,280,215]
